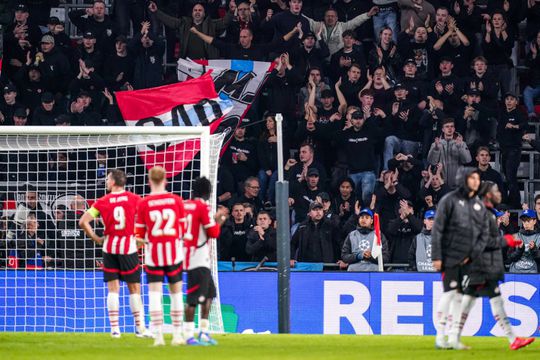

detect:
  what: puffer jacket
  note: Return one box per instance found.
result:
[431,167,489,269]
[427,135,472,189]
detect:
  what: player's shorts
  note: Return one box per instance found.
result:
[463,279,501,299]
[186,267,216,306]
[145,262,183,284]
[102,252,141,283]
[442,264,470,292]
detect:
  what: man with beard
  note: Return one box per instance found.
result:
[431,168,487,349]
[447,181,535,351]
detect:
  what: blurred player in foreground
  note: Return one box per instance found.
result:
[135,166,185,346]
[79,169,152,338]
[183,177,228,346]
[448,181,534,350]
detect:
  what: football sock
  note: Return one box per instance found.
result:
[200,319,210,333]
[170,292,184,336]
[129,293,145,331]
[107,292,120,331]
[435,290,455,341]
[490,296,516,343]
[149,291,163,335]
[457,295,476,335]
[184,321,195,339]
[448,292,463,342]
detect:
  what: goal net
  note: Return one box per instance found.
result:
[0,126,225,333]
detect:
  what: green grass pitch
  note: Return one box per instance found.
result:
[0,333,538,360]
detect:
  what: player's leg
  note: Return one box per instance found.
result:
[184,268,204,346]
[198,270,217,345]
[448,266,468,349]
[121,252,152,337]
[103,253,121,338]
[486,281,535,350]
[448,284,478,350]
[167,264,185,346]
[146,266,165,346]
[435,266,459,349]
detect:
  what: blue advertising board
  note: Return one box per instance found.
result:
[1,271,540,336]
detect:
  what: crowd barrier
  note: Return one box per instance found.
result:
[1,271,539,336]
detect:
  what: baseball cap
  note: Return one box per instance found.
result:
[439,56,453,63]
[3,83,16,94]
[307,168,320,177]
[320,89,334,99]
[83,31,96,39]
[359,208,374,217]
[504,92,517,99]
[309,201,323,211]
[302,31,315,40]
[41,34,55,45]
[48,16,61,25]
[494,209,505,218]
[15,3,28,12]
[404,58,416,66]
[14,108,27,118]
[394,83,406,91]
[520,209,537,219]
[317,192,331,202]
[424,209,436,219]
[351,110,363,120]
[466,88,481,96]
[41,92,54,103]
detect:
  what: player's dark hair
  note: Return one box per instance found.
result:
[192,177,212,200]
[478,181,496,199]
[109,168,127,187]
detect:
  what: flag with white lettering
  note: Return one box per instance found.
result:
[115,73,233,177]
[177,58,273,151]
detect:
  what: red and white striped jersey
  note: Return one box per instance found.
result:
[91,190,140,254]
[135,192,185,267]
[183,198,220,270]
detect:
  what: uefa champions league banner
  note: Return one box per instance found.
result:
[2,271,540,336]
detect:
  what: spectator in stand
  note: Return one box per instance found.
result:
[290,29,329,76]
[408,209,436,272]
[129,21,165,90]
[224,0,261,44]
[466,56,499,110]
[397,0,435,31]
[334,106,385,207]
[304,6,379,57]
[388,153,424,201]
[290,201,340,264]
[374,168,412,231]
[523,31,540,121]
[299,67,330,113]
[475,146,505,198]
[336,63,365,107]
[46,17,72,58]
[427,117,472,189]
[74,32,104,76]
[330,30,368,84]
[360,66,393,109]
[332,177,356,227]
[260,0,310,49]
[3,4,42,70]
[189,22,300,61]
[257,114,288,206]
[219,203,253,261]
[12,107,29,126]
[113,0,146,37]
[69,0,117,52]
[69,59,106,104]
[69,91,102,126]
[398,58,428,106]
[12,57,49,114]
[285,142,328,189]
[234,177,264,214]
[383,83,422,169]
[431,6,449,40]
[0,83,25,126]
[341,208,390,271]
[32,92,62,126]
[497,92,527,208]
[432,15,471,77]
[372,0,399,42]
[317,192,339,226]
[225,126,258,186]
[368,27,401,81]
[386,199,423,265]
[457,88,497,150]
[103,35,135,91]
[482,10,514,95]
[36,34,72,95]
[148,0,234,60]
[245,210,277,262]
[289,167,324,225]
[398,22,436,81]
[419,163,449,209]
[8,214,50,269]
[507,210,540,273]
[430,57,464,116]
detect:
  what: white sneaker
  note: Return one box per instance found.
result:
[448,339,471,350]
[153,335,165,346]
[111,327,121,339]
[171,335,186,346]
[435,337,450,350]
[136,328,154,338]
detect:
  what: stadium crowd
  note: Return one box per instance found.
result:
[1,0,540,272]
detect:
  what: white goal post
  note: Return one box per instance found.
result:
[0,126,225,333]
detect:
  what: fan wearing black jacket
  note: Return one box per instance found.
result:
[245,211,277,262]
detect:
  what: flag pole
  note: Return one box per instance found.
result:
[275,113,290,333]
[374,213,384,272]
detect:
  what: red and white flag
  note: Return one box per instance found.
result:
[115,73,233,178]
[372,213,384,272]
